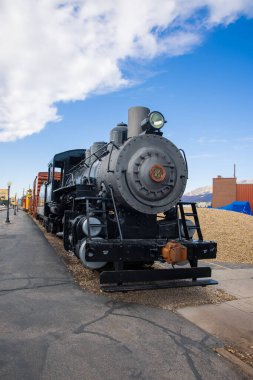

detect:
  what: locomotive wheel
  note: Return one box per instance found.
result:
[79,238,106,270]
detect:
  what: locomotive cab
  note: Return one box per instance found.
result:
[40,149,86,232]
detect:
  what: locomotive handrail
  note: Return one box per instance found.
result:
[87,141,119,184]
[65,173,75,186]
[107,141,119,173]
[67,141,119,181]
[179,149,188,178]
[109,186,123,241]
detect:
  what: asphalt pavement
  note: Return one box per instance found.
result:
[0,209,250,379]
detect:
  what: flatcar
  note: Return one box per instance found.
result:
[37,106,217,291]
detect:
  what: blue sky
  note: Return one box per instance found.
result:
[0,1,253,197]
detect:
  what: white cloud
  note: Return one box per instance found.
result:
[0,0,253,142]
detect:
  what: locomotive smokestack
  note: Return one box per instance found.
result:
[127,106,150,138]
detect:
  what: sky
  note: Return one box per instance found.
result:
[0,0,253,197]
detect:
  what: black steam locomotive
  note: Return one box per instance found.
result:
[38,106,217,291]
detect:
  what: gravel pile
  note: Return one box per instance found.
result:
[196,208,253,264]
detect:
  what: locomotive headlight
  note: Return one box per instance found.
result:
[141,111,166,132]
[149,111,165,129]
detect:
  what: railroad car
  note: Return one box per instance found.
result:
[37,106,217,291]
[31,172,55,218]
[22,189,32,212]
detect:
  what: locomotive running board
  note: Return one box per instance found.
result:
[100,267,218,292]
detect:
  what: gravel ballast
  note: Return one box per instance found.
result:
[44,231,235,310]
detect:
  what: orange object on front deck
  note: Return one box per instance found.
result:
[161,241,187,265]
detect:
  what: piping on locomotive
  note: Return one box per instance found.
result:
[37,106,217,291]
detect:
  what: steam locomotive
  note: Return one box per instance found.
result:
[37,106,217,291]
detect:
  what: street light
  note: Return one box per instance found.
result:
[5,181,12,224]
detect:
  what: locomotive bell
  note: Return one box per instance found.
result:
[110,123,128,147]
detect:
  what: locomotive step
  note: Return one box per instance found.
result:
[100,266,218,292]
[101,279,218,292]
[101,266,212,282]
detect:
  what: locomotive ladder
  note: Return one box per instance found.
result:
[84,188,123,241]
[177,202,203,241]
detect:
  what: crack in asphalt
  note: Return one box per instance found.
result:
[78,330,125,345]
[73,301,133,355]
[0,281,72,296]
[0,276,68,282]
[113,311,208,379]
[73,301,124,334]
[73,301,212,379]
[112,311,206,380]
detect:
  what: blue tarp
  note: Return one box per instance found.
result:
[217,201,252,215]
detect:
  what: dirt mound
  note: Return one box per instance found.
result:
[197,208,253,264]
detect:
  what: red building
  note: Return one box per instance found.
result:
[212,176,253,210]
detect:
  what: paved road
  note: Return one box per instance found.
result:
[0,210,249,379]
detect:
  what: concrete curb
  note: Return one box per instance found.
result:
[215,348,253,378]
